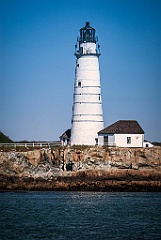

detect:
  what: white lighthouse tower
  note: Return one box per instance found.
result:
[70,22,104,145]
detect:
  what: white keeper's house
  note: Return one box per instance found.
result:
[98,120,145,147]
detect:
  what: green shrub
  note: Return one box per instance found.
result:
[0,132,13,143]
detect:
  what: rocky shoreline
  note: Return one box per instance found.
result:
[0,146,161,191]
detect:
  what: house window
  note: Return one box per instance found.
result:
[127,137,131,144]
[104,136,108,145]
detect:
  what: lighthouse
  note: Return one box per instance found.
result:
[70,22,104,145]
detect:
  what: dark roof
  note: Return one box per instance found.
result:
[59,129,71,139]
[80,22,95,31]
[98,120,144,134]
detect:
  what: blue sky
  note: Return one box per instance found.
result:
[0,0,161,142]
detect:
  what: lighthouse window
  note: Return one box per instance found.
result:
[78,81,81,87]
[77,64,79,67]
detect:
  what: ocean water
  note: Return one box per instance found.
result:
[0,191,161,240]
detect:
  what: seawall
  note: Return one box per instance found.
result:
[0,146,161,191]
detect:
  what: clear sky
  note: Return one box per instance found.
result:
[0,0,161,142]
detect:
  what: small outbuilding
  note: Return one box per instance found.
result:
[143,140,153,148]
[98,120,145,147]
[60,129,71,146]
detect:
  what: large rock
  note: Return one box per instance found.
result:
[0,146,161,191]
[26,150,42,166]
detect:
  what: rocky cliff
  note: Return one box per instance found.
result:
[0,146,161,191]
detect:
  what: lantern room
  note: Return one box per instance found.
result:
[79,22,96,43]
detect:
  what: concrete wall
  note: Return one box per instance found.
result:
[115,134,144,147]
